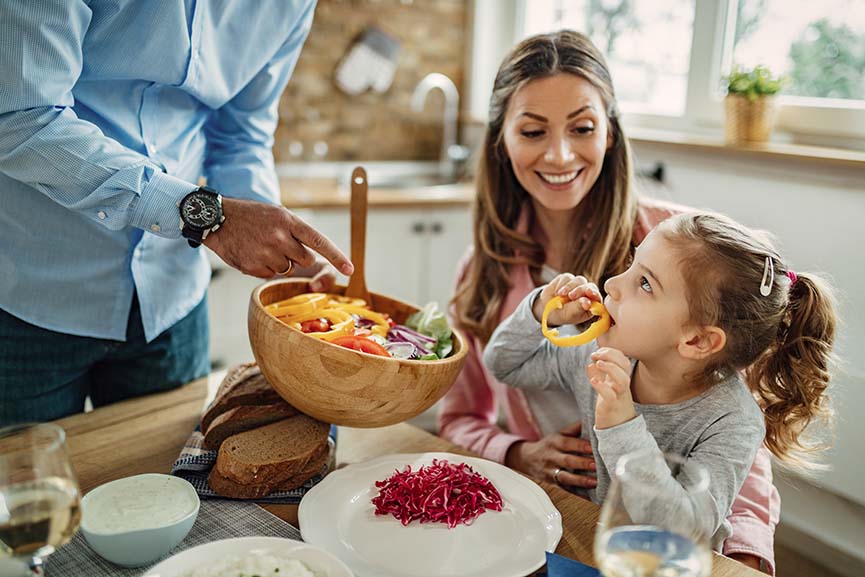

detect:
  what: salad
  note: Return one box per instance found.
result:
[266,294,453,360]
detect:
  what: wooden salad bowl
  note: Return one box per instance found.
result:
[248,279,468,428]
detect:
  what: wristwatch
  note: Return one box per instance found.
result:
[178,186,225,248]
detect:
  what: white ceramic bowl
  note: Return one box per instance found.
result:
[142,536,354,577]
[80,474,199,567]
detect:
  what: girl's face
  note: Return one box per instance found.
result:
[598,231,693,360]
[502,73,612,212]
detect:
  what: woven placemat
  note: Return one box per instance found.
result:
[44,499,302,577]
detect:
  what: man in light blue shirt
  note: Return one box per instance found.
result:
[0,0,353,425]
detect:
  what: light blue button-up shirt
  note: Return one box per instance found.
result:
[0,0,315,342]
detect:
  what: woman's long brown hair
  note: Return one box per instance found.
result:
[453,30,637,343]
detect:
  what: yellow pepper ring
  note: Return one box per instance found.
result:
[330,304,390,337]
[541,296,611,347]
[283,309,354,341]
[267,293,327,318]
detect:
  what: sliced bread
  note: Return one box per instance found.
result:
[214,414,330,486]
[203,403,299,450]
[207,443,329,499]
[201,365,283,433]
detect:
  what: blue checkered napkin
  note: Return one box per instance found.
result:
[170,424,336,504]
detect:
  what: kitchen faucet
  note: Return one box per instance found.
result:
[411,73,467,181]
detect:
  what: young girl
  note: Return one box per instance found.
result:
[484,211,836,549]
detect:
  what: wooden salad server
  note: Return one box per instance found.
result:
[344,166,372,304]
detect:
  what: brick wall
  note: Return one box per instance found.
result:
[274,0,467,162]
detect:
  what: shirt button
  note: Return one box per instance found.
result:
[97,211,106,219]
[150,224,161,233]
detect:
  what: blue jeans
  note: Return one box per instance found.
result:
[0,294,210,426]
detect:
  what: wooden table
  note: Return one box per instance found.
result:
[57,378,760,577]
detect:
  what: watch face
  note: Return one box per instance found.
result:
[181,192,219,229]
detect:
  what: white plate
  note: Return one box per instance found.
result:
[299,452,562,577]
[142,536,354,577]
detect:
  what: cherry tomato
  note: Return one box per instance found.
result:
[301,318,330,333]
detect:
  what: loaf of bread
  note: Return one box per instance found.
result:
[200,364,283,433]
[202,363,332,500]
[203,403,300,450]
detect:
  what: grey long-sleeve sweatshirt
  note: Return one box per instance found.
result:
[483,288,765,549]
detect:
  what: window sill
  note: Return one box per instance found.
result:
[628,127,865,171]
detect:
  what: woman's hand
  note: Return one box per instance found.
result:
[532,273,603,326]
[505,422,598,490]
[588,347,636,429]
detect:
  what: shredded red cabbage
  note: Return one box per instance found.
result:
[371,459,504,528]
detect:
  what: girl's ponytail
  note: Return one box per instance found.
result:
[745,272,837,468]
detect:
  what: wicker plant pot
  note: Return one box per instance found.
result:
[724,94,779,143]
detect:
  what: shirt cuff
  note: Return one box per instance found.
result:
[483,433,528,465]
[594,414,653,473]
[129,170,198,238]
[723,516,776,575]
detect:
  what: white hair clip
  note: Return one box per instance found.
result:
[760,256,774,297]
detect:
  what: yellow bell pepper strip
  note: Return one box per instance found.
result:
[328,304,390,337]
[267,293,327,318]
[285,308,354,341]
[541,296,611,347]
[326,294,367,307]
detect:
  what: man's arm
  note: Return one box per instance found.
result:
[0,0,197,237]
[203,0,316,204]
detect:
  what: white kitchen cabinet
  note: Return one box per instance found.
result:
[307,205,472,309]
[207,204,472,370]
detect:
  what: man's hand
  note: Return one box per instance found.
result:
[204,198,353,279]
[289,260,338,292]
[505,422,598,490]
[587,347,636,429]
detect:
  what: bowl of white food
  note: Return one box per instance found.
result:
[80,473,199,567]
[142,536,354,577]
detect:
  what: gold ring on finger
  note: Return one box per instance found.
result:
[276,260,294,276]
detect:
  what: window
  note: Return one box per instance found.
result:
[501,0,865,141]
[521,0,696,117]
[729,0,865,103]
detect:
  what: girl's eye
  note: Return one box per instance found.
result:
[573,125,595,135]
[521,130,544,138]
[640,276,653,293]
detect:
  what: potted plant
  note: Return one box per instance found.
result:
[723,65,785,143]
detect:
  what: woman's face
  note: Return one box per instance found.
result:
[502,73,612,212]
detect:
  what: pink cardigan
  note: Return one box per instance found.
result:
[438,197,781,573]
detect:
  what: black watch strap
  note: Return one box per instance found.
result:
[185,228,204,248]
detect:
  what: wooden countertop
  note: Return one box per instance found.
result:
[58,377,760,577]
[279,178,474,210]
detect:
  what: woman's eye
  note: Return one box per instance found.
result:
[521,130,544,138]
[573,125,595,135]
[640,276,653,293]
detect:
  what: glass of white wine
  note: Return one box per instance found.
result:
[0,423,81,575]
[594,449,713,577]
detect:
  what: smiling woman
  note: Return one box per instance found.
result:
[502,75,613,214]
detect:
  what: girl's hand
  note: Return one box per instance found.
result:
[504,422,598,490]
[587,347,636,429]
[532,273,603,326]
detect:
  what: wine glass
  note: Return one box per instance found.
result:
[594,449,713,577]
[0,423,81,575]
